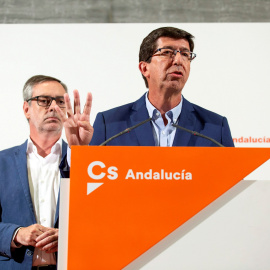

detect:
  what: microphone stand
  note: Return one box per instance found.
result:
[100,118,152,146]
[172,123,224,147]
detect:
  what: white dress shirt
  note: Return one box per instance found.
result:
[26,137,62,266]
[145,93,183,146]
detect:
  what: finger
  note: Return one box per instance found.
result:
[35,232,48,243]
[73,89,81,115]
[78,121,93,132]
[35,229,57,243]
[82,92,92,121]
[37,238,58,251]
[36,235,58,249]
[45,245,58,253]
[64,93,74,118]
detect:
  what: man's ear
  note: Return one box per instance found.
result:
[138,61,150,79]
[23,101,31,120]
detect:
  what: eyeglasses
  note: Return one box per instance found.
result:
[147,48,196,62]
[27,95,66,108]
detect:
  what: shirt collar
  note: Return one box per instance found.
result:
[145,92,183,124]
[26,137,62,156]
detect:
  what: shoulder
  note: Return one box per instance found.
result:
[0,141,27,158]
[95,94,145,122]
[101,102,134,118]
[0,142,27,174]
[183,98,226,124]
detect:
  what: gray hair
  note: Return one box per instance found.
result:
[23,75,68,103]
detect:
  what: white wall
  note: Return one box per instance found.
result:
[0,23,269,150]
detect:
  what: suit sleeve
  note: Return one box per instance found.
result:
[0,221,20,258]
[0,146,29,261]
[221,117,235,147]
[0,174,21,259]
[90,112,106,146]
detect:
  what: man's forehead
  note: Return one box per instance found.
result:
[156,37,190,50]
[32,81,66,96]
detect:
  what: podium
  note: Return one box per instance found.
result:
[58,146,270,269]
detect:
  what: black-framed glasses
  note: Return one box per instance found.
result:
[27,95,66,108]
[147,48,196,62]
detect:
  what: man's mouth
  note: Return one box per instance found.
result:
[169,71,183,77]
[45,116,60,122]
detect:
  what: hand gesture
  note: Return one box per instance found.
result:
[56,90,94,146]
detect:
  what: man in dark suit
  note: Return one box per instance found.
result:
[56,27,234,184]
[59,26,233,152]
[89,26,233,147]
[0,75,69,270]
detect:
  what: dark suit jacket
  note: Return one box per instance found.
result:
[90,94,234,147]
[0,140,67,270]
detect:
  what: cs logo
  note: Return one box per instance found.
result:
[87,161,118,180]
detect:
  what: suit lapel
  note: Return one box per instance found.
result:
[130,94,155,146]
[14,140,36,223]
[173,97,197,146]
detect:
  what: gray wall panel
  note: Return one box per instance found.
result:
[1,0,270,23]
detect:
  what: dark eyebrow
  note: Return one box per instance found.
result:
[39,95,64,98]
[161,46,190,51]
[161,46,175,50]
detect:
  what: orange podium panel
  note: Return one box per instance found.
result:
[64,146,270,270]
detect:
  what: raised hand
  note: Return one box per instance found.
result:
[56,90,94,146]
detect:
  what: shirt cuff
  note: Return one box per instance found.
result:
[11,227,23,248]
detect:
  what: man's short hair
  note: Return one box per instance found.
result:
[23,75,68,103]
[139,26,195,88]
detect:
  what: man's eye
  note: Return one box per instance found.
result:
[39,98,48,104]
[58,99,65,105]
[181,52,190,58]
[162,50,173,55]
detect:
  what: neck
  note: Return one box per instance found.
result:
[30,131,61,158]
[148,89,182,116]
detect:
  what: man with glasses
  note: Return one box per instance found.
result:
[58,26,233,159]
[0,75,70,270]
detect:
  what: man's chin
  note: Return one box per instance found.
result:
[42,123,63,132]
[165,81,184,93]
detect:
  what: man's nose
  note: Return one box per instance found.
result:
[48,99,57,110]
[172,51,183,65]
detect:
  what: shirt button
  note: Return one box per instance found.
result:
[42,218,46,222]
[156,112,159,116]
[162,131,166,135]
[41,199,45,203]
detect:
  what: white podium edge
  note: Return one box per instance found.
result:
[58,178,70,270]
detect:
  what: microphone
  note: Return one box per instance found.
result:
[100,118,152,146]
[172,123,224,147]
